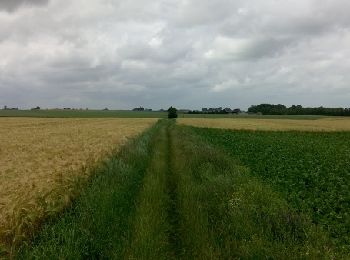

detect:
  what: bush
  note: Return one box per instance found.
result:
[168,107,178,119]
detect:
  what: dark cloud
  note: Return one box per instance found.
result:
[0,0,48,12]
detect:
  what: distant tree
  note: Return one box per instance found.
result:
[168,106,178,119]
[248,103,350,116]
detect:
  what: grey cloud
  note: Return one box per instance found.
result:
[1,0,350,110]
[0,0,48,12]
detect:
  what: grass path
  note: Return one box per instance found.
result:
[125,123,174,259]
[124,121,182,259]
[16,120,343,259]
[166,123,182,258]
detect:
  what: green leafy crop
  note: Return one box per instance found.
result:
[193,128,350,253]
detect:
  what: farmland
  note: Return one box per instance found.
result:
[1,117,349,258]
[178,117,350,131]
[16,120,339,259]
[191,126,350,253]
[0,109,326,119]
[0,109,167,118]
[0,118,156,251]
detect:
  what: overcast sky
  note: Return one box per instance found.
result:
[1,0,350,109]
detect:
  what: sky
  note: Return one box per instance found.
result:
[1,0,350,110]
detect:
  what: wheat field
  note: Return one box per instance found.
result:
[0,118,157,247]
[178,117,350,131]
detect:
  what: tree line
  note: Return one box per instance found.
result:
[248,104,350,116]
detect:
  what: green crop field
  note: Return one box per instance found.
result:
[1,119,349,259]
[192,127,350,253]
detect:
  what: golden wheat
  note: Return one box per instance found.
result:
[0,118,157,248]
[178,117,350,131]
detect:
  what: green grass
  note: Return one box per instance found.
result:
[124,123,173,259]
[15,120,342,259]
[192,127,350,254]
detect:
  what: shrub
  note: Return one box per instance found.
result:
[168,107,178,119]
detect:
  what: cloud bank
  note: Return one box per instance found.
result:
[0,0,350,109]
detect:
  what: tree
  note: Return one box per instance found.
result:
[168,106,178,119]
[247,103,350,116]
